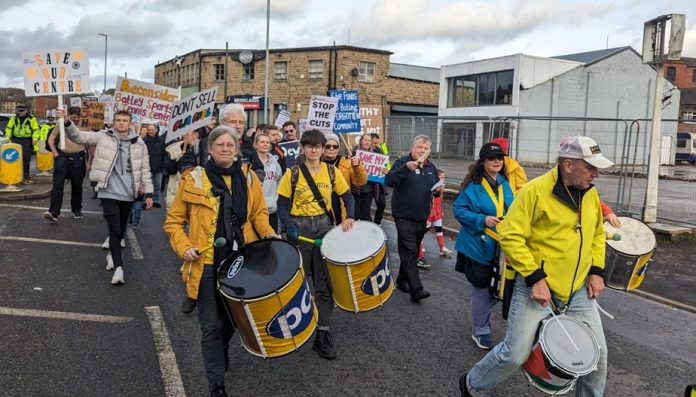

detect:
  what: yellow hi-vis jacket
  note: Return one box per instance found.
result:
[5,115,39,140]
[34,123,54,152]
[498,166,606,302]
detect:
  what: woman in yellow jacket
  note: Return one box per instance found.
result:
[490,137,527,195]
[322,133,367,223]
[164,126,279,397]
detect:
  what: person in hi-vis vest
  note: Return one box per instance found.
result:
[4,105,40,183]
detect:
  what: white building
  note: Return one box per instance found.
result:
[437,47,680,164]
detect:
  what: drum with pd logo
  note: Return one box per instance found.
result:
[217,239,318,358]
[522,315,600,395]
[321,220,393,313]
[604,216,656,291]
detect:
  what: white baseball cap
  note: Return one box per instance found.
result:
[558,136,614,169]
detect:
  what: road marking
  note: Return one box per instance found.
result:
[0,203,101,215]
[0,235,102,247]
[126,227,143,260]
[0,306,133,323]
[145,306,186,397]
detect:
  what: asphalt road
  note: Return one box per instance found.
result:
[1,187,695,396]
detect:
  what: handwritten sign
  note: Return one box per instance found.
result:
[275,109,292,128]
[114,76,180,126]
[356,150,389,183]
[306,95,338,133]
[22,49,91,96]
[79,101,105,130]
[329,90,361,134]
[279,140,300,168]
[359,104,383,137]
[166,86,218,143]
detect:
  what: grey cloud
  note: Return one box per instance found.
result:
[230,0,309,20]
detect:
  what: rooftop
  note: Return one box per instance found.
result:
[388,63,440,83]
[552,46,634,65]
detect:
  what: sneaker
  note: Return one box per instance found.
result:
[101,237,126,249]
[152,202,162,208]
[471,334,494,350]
[132,224,139,230]
[43,211,58,223]
[111,266,124,285]
[71,209,83,219]
[440,247,453,257]
[416,258,430,269]
[312,330,337,359]
[209,382,228,397]
[181,296,197,314]
[410,289,431,302]
[106,253,114,271]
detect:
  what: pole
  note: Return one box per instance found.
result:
[98,33,108,92]
[57,95,65,150]
[643,64,664,223]
[263,0,270,123]
[224,42,229,102]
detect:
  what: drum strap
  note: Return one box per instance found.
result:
[481,178,504,241]
[298,163,335,225]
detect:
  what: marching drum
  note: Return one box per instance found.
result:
[217,239,318,358]
[523,315,600,395]
[321,221,393,313]
[604,216,656,291]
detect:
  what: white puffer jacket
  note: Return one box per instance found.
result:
[64,122,153,198]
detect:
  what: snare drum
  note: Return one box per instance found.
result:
[523,315,600,395]
[604,216,656,291]
[321,221,393,313]
[217,239,318,358]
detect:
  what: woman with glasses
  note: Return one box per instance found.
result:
[453,142,515,351]
[322,133,367,223]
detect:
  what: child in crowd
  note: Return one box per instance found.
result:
[417,169,452,269]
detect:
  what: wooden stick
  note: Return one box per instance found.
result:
[57,95,66,150]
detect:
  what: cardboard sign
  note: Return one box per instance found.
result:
[275,110,292,128]
[329,90,361,134]
[166,86,218,143]
[22,49,91,96]
[79,101,105,130]
[114,77,180,126]
[278,140,301,168]
[99,95,114,124]
[306,95,338,133]
[359,104,383,137]
[356,150,389,183]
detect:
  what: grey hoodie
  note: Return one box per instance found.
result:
[98,130,138,201]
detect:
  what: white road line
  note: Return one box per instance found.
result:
[145,306,186,397]
[0,307,133,323]
[126,227,143,260]
[0,235,102,247]
[0,203,101,215]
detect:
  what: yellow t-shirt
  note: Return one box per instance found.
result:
[202,172,232,264]
[277,163,350,217]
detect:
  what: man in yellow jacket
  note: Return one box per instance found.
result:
[4,105,40,183]
[460,136,612,397]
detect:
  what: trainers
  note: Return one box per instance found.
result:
[132,224,139,230]
[106,253,114,271]
[71,209,83,219]
[181,296,197,314]
[440,247,453,256]
[471,334,494,350]
[152,202,162,208]
[43,211,58,223]
[209,382,228,397]
[410,289,431,302]
[101,237,126,249]
[111,266,124,285]
[416,258,430,269]
[312,330,337,359]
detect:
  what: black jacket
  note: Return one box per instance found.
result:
[385,155,439,222]
[144,132,167,173]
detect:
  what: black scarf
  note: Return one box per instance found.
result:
[205,159,248,265]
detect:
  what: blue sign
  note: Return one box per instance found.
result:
[329,90,361,134]
[2,147,20,164]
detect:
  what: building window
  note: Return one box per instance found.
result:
[243,63,255,80]
[214,64,225,81]
[308,60,323,79]
[275,61,287,80]
[666,66,676,82]
[447,70,513,107]
[359,62,376,82]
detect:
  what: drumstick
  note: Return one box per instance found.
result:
[546,306,580,352]
[197,237,227,255]
[594,300,615,320]
[298,236,323,247]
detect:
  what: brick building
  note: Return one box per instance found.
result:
[154,45,438,131]
[664,57,696,133]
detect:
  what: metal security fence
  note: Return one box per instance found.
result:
[384,115,696,226]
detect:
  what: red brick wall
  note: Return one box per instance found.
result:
[664,60,696,89]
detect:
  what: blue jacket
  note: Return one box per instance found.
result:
[385,155,439,221]
[453,174,514,266]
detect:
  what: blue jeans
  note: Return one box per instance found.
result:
[467,277,607,397]
[128,198,144,226]
[152,172,163,203]
[471,285,496,337]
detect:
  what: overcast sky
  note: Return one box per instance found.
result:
[1,0,694,91]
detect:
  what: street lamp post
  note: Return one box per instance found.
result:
[97,33,108,92]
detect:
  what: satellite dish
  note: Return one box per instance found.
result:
[239,50,254,64]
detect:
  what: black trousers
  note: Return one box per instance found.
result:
[15,137,33,179]
[373,186,386,225]
[48,152,86,217]
[394,218,428,295]
[269,212,279,234]
[101,198,133,268]
[357,192,374,221]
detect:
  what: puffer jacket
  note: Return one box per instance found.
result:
[64,121,153,198]
[503,156,528,195]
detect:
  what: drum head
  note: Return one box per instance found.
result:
[540,316,600,376]
[320,221,386,264]
[605,217,655,256]
[218,239,300,299]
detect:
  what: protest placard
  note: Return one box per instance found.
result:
[329,90,361,134]
[278,140,301,168]
[356,149,389,183]
[275,110,292,128]
[166,86,218,143]
[298,119,308,134]
[79,101,105,130]
[99,95,114,124]
[359,104,383,137]
[70,97,82,107]
[22,49,91,97]
[114,76,180,126]
[306,95,338,133]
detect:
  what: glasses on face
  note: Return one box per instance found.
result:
[325,144,339,149]
[284,129,295,133]
[485,154,505,161]
[214,143,236,150]
[304,144,323,151]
